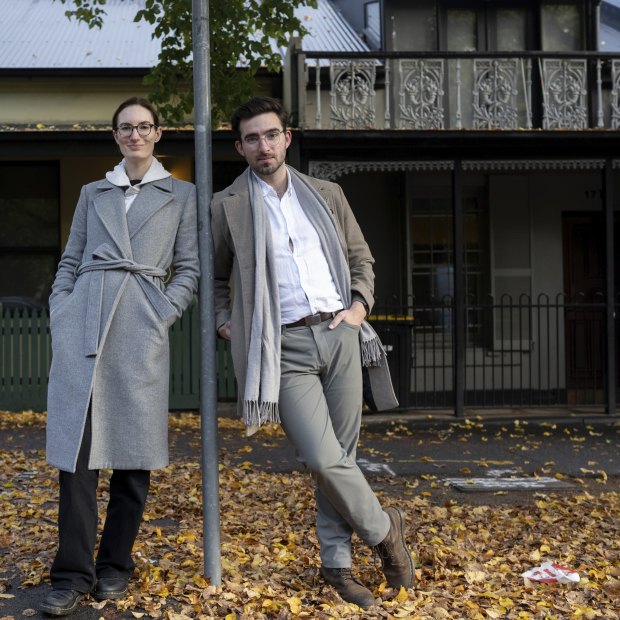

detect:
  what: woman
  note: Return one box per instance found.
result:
[40,97,199,617]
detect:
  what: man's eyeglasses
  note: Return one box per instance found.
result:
[242,129,285,148]
[115,123,158,138]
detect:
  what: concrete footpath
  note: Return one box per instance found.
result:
[3,406,620,495]
[2,406,620,482]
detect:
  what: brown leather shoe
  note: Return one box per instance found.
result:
[373,506,415,589]
[319,566,375,609]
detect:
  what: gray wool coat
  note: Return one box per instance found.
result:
[46,175,199,473]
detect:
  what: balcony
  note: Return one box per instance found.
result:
[284,47,620,131]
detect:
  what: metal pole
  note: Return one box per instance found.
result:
[452,160,465,417]
[603,158,616,415]
[192,0,221,584]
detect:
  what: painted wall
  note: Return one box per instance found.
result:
[1,78,153,125]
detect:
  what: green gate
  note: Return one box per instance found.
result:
[0,300,236,412]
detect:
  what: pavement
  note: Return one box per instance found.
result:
[1,406,620,618]
[4,406,620,482]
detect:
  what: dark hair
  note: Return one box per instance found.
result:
[231,97,289,136]
[112,97,160,129]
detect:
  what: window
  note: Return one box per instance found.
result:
[541,2,582,51]
[364,1,381,49]
[409,174,488,339]
[387,0,437,51]
[446,9,478,52]
[0,162,60,307]
[495,8,528,51]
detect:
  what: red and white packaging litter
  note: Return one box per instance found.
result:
[521,562,580,584]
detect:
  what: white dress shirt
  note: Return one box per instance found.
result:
[255,171,342,324]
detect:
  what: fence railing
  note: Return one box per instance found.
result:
[371,293,616,411]
[0,301,236,413]
[0,309,51,412]
[2,294,616,414]
[287,49,620,131]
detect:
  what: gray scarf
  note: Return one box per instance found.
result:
[244,167,385,429]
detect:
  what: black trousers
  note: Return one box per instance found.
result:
[50,415,151,593]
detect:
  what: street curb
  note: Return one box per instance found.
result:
[211,401,620,433]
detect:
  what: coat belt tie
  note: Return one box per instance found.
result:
[76,244,176,357]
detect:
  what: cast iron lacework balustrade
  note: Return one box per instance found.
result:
[473,59,519,129]
[398,59,444,129]
[541,59,588,129]
[611,60,620,129]
[293,49,620,130]
[329,60,376,129]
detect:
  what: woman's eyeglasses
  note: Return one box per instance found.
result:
[115,123,158,138]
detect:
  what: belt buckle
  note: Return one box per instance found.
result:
[307,313,323,326]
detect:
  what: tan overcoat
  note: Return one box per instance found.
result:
[211,167,391,419]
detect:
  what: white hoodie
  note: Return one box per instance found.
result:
[105,157,172,212]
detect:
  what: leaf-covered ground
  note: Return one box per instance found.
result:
[1,412,619,619]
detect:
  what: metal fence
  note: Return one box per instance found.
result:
[0,300,236,412]
[371,293,615,411]
[2,294,615,414]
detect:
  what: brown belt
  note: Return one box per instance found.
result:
[283,310,342,329]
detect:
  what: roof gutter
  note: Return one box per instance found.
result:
[0,68,151,78]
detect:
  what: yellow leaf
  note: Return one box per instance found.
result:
[395,586,408,602]
[287,596,302,614]
[465,567,486,584]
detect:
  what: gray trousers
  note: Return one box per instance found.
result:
[279,320,390,567]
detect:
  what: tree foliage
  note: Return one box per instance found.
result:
[58,0,316,125]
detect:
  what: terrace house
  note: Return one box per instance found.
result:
[283,0,620,416]
[2,0,620,418]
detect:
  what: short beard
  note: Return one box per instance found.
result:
[254,158,284,178]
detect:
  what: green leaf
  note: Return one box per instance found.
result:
[54,0,318,125]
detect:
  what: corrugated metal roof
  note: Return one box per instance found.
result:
[601,0,620,50]
[0,0,160,69]
[600,22,620,50]
[291,0,369,54]
[0,0,367,70]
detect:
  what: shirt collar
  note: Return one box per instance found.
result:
[252,168,293,199]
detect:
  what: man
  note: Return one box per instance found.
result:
[211,97,414,609]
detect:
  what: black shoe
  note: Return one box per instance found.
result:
[93,576,129,600]
[39,589,85,617]
[319,566,375,609]
[373,506,415,589]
